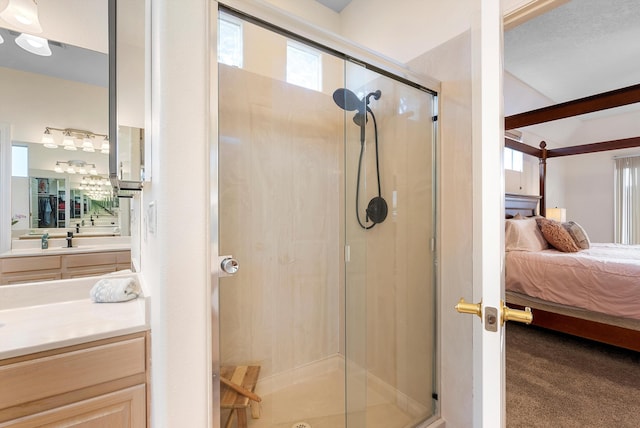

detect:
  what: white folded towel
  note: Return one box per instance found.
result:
[90,277,140,303]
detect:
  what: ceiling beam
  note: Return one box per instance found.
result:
[547,136,640,158]
[505,83,640,130]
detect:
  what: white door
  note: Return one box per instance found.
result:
[476,1,505,425]
[465,2,530,426]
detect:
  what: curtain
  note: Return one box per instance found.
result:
[614,156,640,244]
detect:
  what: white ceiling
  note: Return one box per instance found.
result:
[3,0,635,132]
[0,27,107,87]
[504,0,640,110]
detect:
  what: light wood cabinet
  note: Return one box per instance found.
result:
[0,256,62,285]
[0,332,148,427]
[0,251,131,285]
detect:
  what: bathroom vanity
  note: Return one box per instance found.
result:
[0,238,131,285]
[0,275,149,426]
[0,250,131,285]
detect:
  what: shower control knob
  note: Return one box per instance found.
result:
[220,257,239,275]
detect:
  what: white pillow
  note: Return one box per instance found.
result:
[505,218,549,252]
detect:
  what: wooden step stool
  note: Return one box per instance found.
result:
[220,365,262,428]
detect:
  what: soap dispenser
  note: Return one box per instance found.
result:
[41,232,49,249]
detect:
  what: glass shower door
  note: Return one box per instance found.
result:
[216,8,436,427]
[342,62,437,427]
[217,12,347,427]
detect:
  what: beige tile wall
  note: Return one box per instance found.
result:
[218,64,435,409]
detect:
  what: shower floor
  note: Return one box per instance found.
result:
[222,363,427,428]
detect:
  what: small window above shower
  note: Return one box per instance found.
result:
[286,41,322,92]
[218,12,243,68]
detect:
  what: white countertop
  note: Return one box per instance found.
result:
[1,237,131,258]
[0,244,131,258]
[0,274,149,359]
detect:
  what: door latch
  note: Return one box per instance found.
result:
[484,306,498,332]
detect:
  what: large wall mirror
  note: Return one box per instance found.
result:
[0,0,145,251]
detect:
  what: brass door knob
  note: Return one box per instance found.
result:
[501,303,533,325]
[455,298,482,318]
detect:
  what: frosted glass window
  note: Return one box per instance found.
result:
[12,145,28,177]
[286,41,322,91]
[218,13,243,67]
[504,147,523,172]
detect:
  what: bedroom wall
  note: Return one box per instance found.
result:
[505,153,538,196]
[547,147,639,243]
[504,72,640,243]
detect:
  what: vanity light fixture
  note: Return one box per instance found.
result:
[41,128,57,148]
[62,131,77,150]
[41,127,109,152]
[82,135,95,152]
[78,175,112,199]
[14,33,51,56]
[0,0,43,34]
[100,137,109,154]
[54,160,98,176]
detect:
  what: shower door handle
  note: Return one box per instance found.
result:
[219,256,239,276]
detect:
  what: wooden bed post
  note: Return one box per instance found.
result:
[539,141,547,216]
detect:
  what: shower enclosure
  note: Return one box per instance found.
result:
[216,8,437,427]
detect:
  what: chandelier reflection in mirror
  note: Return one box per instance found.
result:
[42,127,109,153]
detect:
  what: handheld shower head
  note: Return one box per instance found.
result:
[332,87,387,230]
[333,88,364,112]
[332,88,382,113]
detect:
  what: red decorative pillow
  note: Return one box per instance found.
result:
[536,218,580,252]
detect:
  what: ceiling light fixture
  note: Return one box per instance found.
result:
[14,32,51,56]
[41,127,109,152]
[0,0,43,34]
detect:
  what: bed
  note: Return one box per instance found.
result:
[503,84,640,351]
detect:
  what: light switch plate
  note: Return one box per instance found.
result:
[147,201,156,235]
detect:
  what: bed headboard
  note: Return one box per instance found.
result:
[505,193,541,218]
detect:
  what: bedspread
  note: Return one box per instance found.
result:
[505,243,640,320]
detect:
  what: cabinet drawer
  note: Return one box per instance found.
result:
[0,337,146,410]
[63,266,117,279]
[0,385,146,428]
[1,272,62,285]
[64,252,118,268]
[116,251,131,264]
[1,256,61,273]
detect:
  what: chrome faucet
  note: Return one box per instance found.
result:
[41,233,49,250]
[66,231,73,248]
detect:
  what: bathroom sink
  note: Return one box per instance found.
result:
[49,246,96,252]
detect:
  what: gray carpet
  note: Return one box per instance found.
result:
[506,323,640,427]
